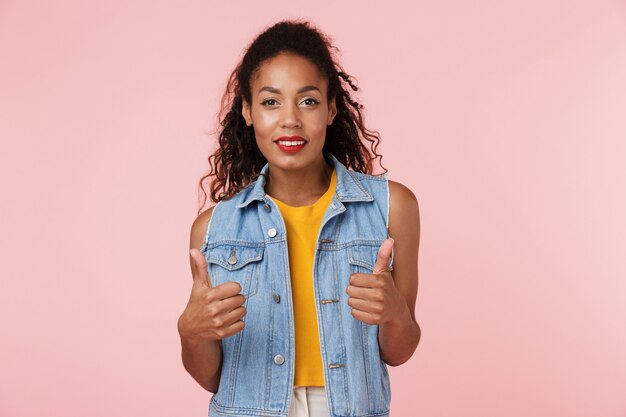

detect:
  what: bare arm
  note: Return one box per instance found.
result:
[177,206,223,393]
[377,180,421,366]
[178,326,223,393]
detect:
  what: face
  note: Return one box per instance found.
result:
[241,52,337,172]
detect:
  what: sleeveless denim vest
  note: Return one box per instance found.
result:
[200,153,393,417]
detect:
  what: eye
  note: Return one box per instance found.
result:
[260,98,278,106]
[302,98,319,106]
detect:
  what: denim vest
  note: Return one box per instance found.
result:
[200,153,393,417]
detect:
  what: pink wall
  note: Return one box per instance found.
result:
[1,1,625,416]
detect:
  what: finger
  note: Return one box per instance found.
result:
[203,294,245,323]
[373,238,394,274]
[219,305,247,327]
[349,273,384,288]
[211,281,243,300]
[347,297,381,314]
[189,248,212,288]
[346,284,381,300]
[216,293,246,313]
[350,308,378,325]
[217,319,246,339]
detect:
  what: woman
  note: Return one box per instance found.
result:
[177,19,421,417]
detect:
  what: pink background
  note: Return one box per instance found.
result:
[1,1,625,416]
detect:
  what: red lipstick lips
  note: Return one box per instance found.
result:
[275,136,307,154]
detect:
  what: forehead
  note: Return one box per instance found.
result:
[251,52,326,93]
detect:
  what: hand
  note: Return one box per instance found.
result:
[346,238,405,325]
[177,248,247,342]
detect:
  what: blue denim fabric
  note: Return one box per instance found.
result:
[200,153,393,417]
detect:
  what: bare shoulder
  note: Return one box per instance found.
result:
[189,206,216,251]
[188,206,216,278]
[388,180,420,232]
[388,180,418,203]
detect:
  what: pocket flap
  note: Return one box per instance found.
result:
[348,243,381,271]
[348,241,394,272]
[205,243,264,271]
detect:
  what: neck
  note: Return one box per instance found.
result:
[265,156,334,207]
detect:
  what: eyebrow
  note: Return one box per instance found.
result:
[258,85,321,95]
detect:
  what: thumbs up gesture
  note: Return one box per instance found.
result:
[346,238,403,326]
[177,248,247,342]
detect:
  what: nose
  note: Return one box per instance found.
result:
[279,102,301,128]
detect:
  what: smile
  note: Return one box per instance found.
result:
[275,138,307,153]
[276,140,306,146]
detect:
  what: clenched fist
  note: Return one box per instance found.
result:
[178,248,247,342]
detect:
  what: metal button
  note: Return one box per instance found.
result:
[274,354,285,365]
[267,228,277,237]
[273,293,281,303]
[263,203,271,212]
[227,249,237,265]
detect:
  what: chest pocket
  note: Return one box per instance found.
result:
[203,243,265,298]
[348,241,393,274]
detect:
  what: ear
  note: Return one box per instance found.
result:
[241,98,253,126]
[327,96,337,125]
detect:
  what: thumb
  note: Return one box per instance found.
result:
[373,238,394,274]
[189,248,212,288]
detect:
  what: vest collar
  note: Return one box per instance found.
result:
[234,153,374,208]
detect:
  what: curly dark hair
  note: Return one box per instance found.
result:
[197,18,387,215]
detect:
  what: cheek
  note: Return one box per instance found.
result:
[313,126,329,145]
[250,114,275,143]
[250,106,276,128]
[254,110,278,126]
[305,113,329,137]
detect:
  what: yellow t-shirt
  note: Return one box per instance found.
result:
[269,168,336,387]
